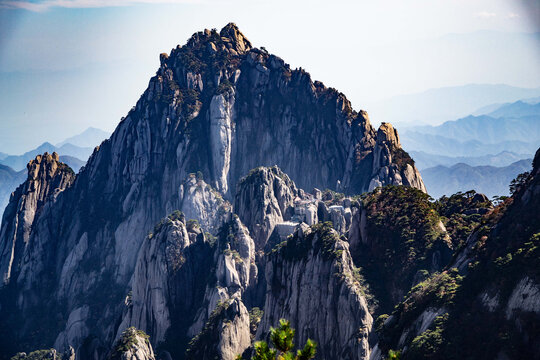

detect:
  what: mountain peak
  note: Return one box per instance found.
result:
[377,122,401,148]
[181,22,252,57]
[219,22,251,53]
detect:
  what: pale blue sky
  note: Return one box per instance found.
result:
[0,0,539,153]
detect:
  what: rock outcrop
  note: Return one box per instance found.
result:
[0,152,74,285]
[0,164,26,222]
[189,216,257,339]
[108,327,155,360]
[116,211,213,348]
[369,123,426,192]
[234,166,301,249]
[257,223,372,360]
[179,173,232,233]
[186,298,251,360]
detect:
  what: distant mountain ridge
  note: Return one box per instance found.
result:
[0,142,92,171]
[401,133,537,157]
[0,127,109,171]
[473,96,540,116]
[422,159,532,198]
[486,100,540,118]
[56,127,110,148]
[406,114,540,144]
[410,150,531,170]
[400,99,540,159]
[367,84,540,127]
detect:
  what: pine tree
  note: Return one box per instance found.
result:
[238,319,317,360]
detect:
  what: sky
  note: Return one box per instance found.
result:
[0,0,539,153]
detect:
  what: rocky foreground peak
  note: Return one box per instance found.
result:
[0,24,428,360]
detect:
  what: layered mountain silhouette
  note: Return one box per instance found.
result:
[422,159,532,198]
[400,99,539,197]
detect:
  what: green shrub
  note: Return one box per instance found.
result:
[237,319,316,360]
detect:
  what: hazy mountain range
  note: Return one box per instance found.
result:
[0,127,109,171]
[56,127,110,148]
[368,83,540,127]
[410,151,531,171]
[398,99,539,197]
[405,102,540,144]
[422,159,533,199]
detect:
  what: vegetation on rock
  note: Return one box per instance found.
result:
[109,327,150,360]
[376,150,540,359]
[236,319,316,360]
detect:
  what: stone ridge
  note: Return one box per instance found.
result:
[0,152,75,286]
[234,166,301,250]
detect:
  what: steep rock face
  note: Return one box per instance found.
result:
[186,298,251,360]
[114,212,213,349]
[189,216,257,338]
[374,148,540,360]
[108,211,253,360]
[257,223,372,360]
[234,166,300,249]
[229,48,424,196]
[0,23,424,359]
[178,174,231,233]
[0,152,74,285]
[209,92,235,194]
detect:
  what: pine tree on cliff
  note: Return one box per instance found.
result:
[236,319,317,360]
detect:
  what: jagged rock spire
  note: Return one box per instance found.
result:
[219,22,252,54]
[0,152,74,286]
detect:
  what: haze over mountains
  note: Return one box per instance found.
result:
[56,127,110,148]
[0,127,109,171]
[398,98,540,197]
[422,159,533,199]
[368,83,540,127]
[403,101,540,146]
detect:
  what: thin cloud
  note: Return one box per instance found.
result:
[475,11,497,19]
[0,0,200,11]
[507,12,520,19]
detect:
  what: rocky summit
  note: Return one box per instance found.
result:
[0,23,537,360]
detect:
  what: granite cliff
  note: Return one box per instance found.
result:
[0,23,489,360]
